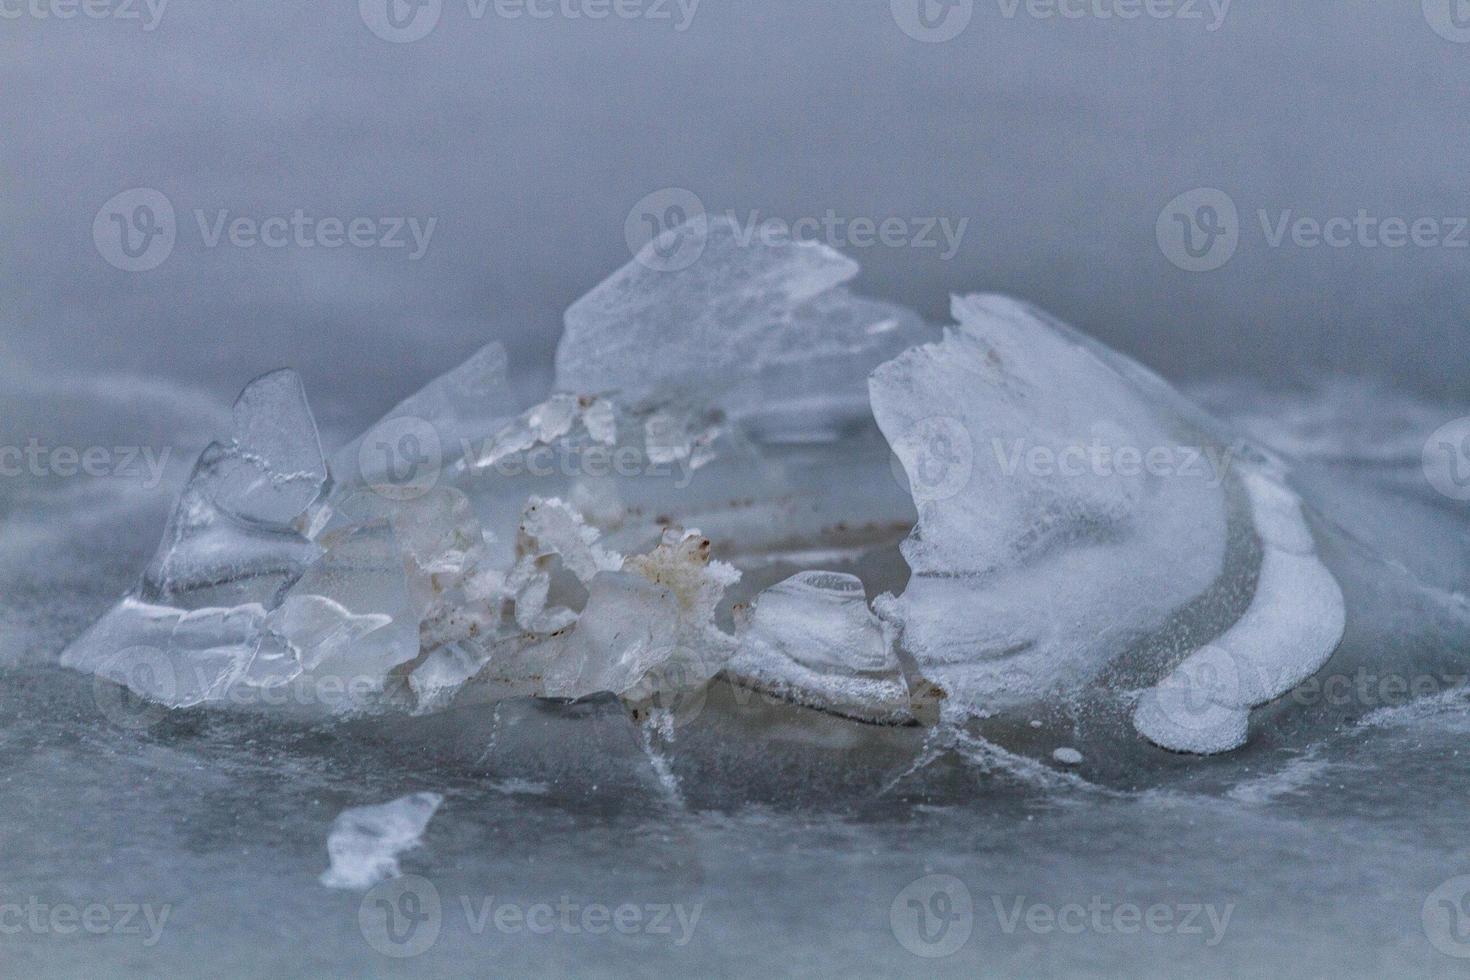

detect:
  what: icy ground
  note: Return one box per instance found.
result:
[4,230,1470,974]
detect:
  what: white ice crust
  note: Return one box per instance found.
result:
[1132,469,1346,754]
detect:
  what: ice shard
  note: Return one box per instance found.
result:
[140,369,328,608]
[319,792,444,891]
[726,571,916,724]
[869,294,1233,714]
[556,215,931,436]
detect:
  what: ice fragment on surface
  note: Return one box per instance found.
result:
[727,571,915,724]
[555,216,929,431]
[1133,469,1345,754]
[142,370,329,605]
[61,599,266,708]
[1052,747,1084,765]
[268,522,422,693]
[870,294,1229,713]
[462,392,618,474]
[535,528,739,700]
[319,792,444,891]
[333,342,518,489]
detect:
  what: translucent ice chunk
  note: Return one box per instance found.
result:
[503,496,622,634]
[459,528,741,705]
[269,523,421,692]
[1132,469,1346,754]
[333,342,519,491]
[142,369,328,607]
[726,571,916,724]
[319,792,444,890]
[62,598,266,708]
[870,294,1231,713]
[536,529,739,700]
[555,215,930,434]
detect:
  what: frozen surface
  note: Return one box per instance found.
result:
[16,229,1470,977]
[4,355,1470,978]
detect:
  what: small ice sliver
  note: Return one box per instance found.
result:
[319,792,444,891]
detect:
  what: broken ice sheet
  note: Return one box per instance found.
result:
[319,792,443,890]
[61,215,1376,761]
[141,369,328,608]
[556,214,932,435]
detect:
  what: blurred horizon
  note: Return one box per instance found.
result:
[4,0,1468,436]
